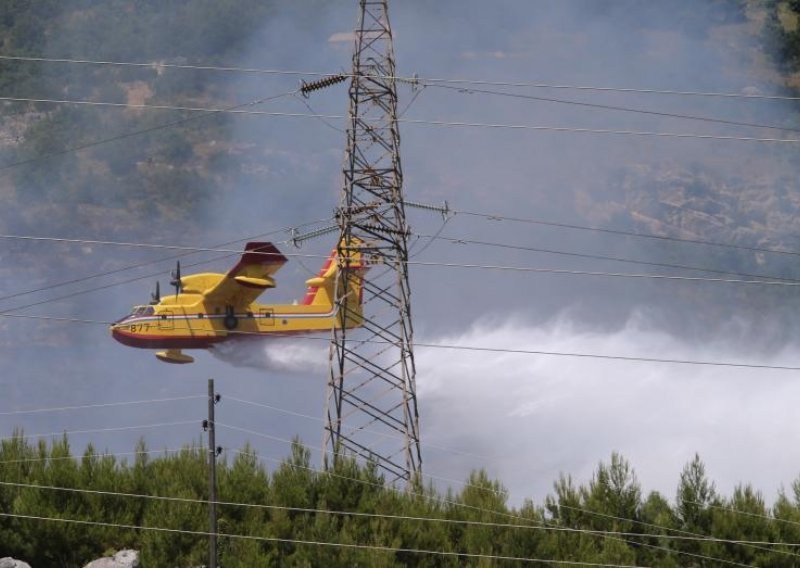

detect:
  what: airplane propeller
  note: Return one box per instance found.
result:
[150,281,161,305]
[170,261,182,296]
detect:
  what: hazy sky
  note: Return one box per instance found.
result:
[3,1,800,507]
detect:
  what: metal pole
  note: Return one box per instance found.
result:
[207,378,217,568]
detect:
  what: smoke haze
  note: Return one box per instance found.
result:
[2,0,800,504]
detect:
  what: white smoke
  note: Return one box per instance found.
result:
[416,312,800,505]
[210,337,329,373]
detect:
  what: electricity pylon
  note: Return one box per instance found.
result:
[323,0,421,486]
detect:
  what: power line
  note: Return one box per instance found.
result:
[3,95,799,144]
[0,449,185,466]
[5,203,796,274]
[4,313,800,372]
[225,395,491,461]
[0,55,320,78]
[220,396,800,559]
[547,501,793,561]
[0,89,297,173]
[217,422,490,495]
[0,420,198,442]
[423,233,800,283]
[0,94,301,115]
[1,203,797,315]
[688,499,800,529]
[239,443,760,566]
[0,512,652,567]
[225,425,796,562]
[237,451,749,567]
[217,423,800,565]
[0,216,332,305]
[242,448,522,524]
[0,233,318,257]
[0,220,337,315]
[0,395,203,416]
[426,82,800,134]
[0,252,286,317]
[2,480,797,549]
[2,54,797,102]
[406,260,800,287]
[221,395,800,549]
[233,334,800,372]
[213,422,795,563]
[1,235,799,320]
[10,75,797,139]
[0,313,109,325]
[396,117,800,143]
[418,78,800,103]
[409,340,800,372]
[0,217,331,309]
[244,452,762,566]
[453,208,800,258]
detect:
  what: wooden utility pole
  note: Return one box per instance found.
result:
[207,379,218,568]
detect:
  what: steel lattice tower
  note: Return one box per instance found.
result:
[323,0,421,485]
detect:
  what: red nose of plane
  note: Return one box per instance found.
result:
[110,324,138,347]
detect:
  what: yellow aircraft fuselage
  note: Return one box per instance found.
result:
[110,297,352,350]
[110,241,367,363]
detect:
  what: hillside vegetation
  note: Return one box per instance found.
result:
[0,0,296,238]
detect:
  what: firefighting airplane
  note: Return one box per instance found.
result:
[110,240,367,364]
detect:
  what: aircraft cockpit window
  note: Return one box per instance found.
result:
[130,306,155,317]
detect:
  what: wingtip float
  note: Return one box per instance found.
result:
[110,239,369,364]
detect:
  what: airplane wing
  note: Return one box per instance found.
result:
[203,242,288,308]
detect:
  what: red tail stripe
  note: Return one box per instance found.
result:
[301,249,336,305]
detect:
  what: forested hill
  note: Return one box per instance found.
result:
[0,0,799,242]
[2,434,800,567]
[0,0,326,241]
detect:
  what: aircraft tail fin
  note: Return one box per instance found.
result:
[301,238,369,328]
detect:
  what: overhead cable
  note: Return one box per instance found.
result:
[0,215,332,305]
[216,422,756,566]
[4,313,800,372]
[1,235,799,297]
[233,435,749,566]
[687,499,800,529]
[0,395,203,416]
[233,334,800,372]
[3,480,797,549]
[242,449,768,565]
[396,117,800,143]
[0,448,185,466]
[426,82,800,133]
[422,233,800,282]
[14,75,795,137]
[2,96,798,143]
[0,89,297,173]
[0,420,198,442]
[0,512,651,567]
[237,450,748,567]
[217,422,488,494]
[225,395,490,461]
[2,54,797,101]
[453,208,800,258]
[406,260,800,287]
[0,217,331,302]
